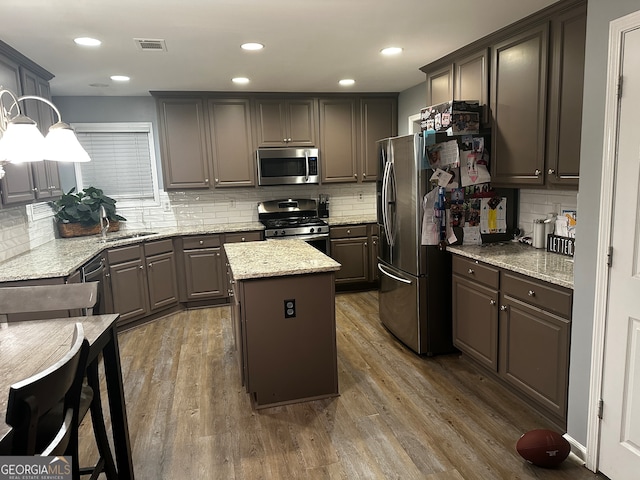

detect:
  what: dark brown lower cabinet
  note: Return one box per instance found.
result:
[451,254,572,428]
[180,235,226,302]
[108,239,178,326]
[329,224,378,287]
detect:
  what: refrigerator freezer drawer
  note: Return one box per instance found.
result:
[378,262,422,353]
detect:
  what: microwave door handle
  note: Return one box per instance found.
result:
[304,151,310,181]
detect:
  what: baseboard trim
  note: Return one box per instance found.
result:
[563,433,587,464]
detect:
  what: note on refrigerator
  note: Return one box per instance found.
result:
[480,197,507,234]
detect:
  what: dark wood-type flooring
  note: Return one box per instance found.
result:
[79,291,607,479]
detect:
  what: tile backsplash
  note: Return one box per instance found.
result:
[0,183,376,263]
[0,185,578,263]
[518,188,578,237]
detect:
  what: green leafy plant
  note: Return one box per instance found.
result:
[51,187,126,226]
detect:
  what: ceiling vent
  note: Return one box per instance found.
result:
[134,38,167,52]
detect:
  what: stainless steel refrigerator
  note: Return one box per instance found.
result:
[376,133,453,355]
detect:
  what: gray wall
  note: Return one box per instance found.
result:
[568,0,640,445]
[398,82,426,135]
[51,96,162,190]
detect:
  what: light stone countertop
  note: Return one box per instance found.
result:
[327,214,377,226]
[0,222,264,283]
[225,239,341,280]
[447,242,574,289]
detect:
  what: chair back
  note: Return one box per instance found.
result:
[5,323,90,456]
[0,282,99,323]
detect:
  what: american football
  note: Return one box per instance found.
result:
[516,429,571,468]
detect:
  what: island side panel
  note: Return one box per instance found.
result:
[241,271,338,408]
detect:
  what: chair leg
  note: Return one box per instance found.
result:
[85,359,119,479]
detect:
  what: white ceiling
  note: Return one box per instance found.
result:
[0,0,559,97]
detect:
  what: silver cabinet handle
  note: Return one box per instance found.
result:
[468,268,474,274]
[534,169,541,176]
[354,173,358,179]
[215,178,219,183]
[490,299,496,305]
[199,240,204,245]
[148,263,152,268]
[363,173,367,178]
[528,290,535,297]
[205,178,209,184]
[139,265,144,270]
[548,169,556,175]
[241,237,246,242]
[500,305,508,311]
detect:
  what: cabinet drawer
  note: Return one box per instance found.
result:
[330,225,368,238]
[452,255,499,289]
[183,235,221,249]
[225,231,263,243]
[502,271,572,318]
[108,244,143,264]
[144,238,174,256]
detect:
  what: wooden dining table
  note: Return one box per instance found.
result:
[0,314,135,479]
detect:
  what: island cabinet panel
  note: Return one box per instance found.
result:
[239,272,338,408]
[451,253,573,428]
[157,97,211,189]
[207,98,255,187]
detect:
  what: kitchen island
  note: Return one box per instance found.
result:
[224,239,341,409]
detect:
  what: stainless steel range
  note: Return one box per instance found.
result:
[258,199,329,253]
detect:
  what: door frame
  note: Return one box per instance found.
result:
[587,9,640,472]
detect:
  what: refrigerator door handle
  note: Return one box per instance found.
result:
[381,159,393,245]
[378,263,412,284]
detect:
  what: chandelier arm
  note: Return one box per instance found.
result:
[0,88,23,132]
[18,95,62,124]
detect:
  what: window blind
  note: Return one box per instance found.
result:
[76,130,155,201]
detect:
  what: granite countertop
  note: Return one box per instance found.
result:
[447,242,574,289]
[225,239,341,280]
[0,222,264,283]
[326,214,377,226]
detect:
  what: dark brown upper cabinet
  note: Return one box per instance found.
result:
[254,98,317,147]
[426,64,454,107]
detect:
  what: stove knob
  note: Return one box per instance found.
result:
[310,228,315,233]
[317,227,322,233]
[281,230,286,235]
[273,231,278,236]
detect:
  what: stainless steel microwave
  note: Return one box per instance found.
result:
[256,148,320,186]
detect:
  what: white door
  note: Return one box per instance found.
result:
[598,18,640,480]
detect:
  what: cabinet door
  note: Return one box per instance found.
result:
[183,247,225,300]
[208,98,255,187]
[319,98,358,183]
[452,275,499,371]
[254,99,287,147]
[491,24,549,186]
[146,251,179,311]
[157,97,211,189]
[330,236,368,284]
[499,294,570,421]
[286,99,316,146]
[0,53,35,205]
[546,4,586,188]
[454,48,489,124]
[20,68,61,200]
[426,64,453,106]
[109,258,149,323]
[360,97,397,182]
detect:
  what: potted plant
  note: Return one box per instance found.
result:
[52,186,127,238]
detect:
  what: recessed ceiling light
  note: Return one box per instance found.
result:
[74,37,101,47]
[232,77,250,84]
[339,79,355,86]
[241,42,264,51]
[110,75,130,82]
[381,47,403,56]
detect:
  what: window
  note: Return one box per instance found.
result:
[72,122,159,206]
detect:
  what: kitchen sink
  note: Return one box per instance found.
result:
[100,232,158,243]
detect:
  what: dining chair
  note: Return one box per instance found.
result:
[0,283,118,480]
[5,323,88,473]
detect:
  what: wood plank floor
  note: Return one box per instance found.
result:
[79,291,607,479]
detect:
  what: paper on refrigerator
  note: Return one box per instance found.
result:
[421,189,439,245]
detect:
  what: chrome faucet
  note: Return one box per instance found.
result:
[99,206,110,241]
